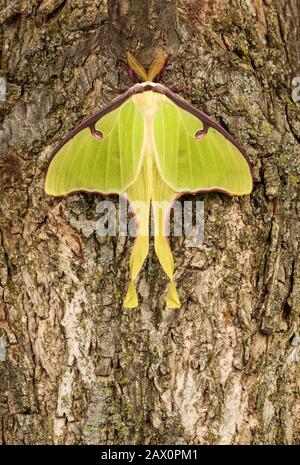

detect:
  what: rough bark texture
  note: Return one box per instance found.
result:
[0,0,299,445]
[107,0,180,63]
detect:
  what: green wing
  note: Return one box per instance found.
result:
[45,97,144,196]
[153,97,252,195]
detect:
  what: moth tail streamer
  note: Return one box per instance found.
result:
[152,200,181,309]
[166,280,181,309]
[124,280,138,308]
[124,235,149,308]
[154,234,180,309]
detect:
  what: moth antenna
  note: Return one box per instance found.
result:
[147,50,168,82]
[155,54,171,82]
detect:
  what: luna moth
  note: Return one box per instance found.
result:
[45,51,253,309]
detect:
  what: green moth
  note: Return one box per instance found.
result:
[45,51,253,309]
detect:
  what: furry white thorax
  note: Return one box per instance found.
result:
[131,84,166,113]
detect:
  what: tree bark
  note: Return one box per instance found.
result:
[0,0,299,445]
[107,0,180,63]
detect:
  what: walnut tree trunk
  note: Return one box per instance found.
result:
[0,0,299,445]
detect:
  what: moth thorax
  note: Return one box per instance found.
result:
[132,91,166,113]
